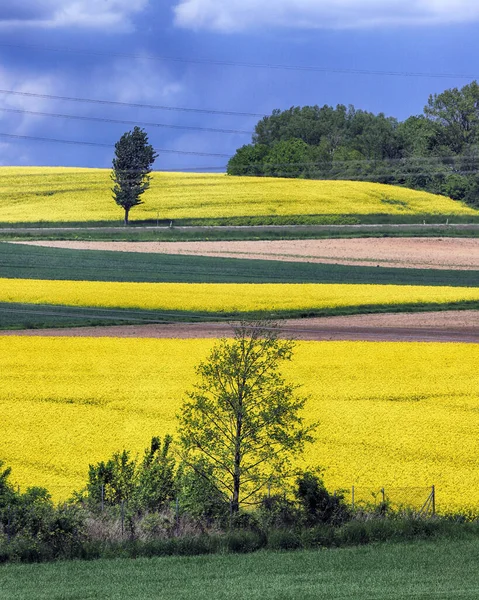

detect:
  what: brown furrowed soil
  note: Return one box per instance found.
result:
[4,311,479,343]
[13,238,479,270]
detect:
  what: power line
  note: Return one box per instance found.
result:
[0,107,253,136]
[0,42,476,81]
[0,89,265,118]
[0,132,233,158]
[1,155,477,174]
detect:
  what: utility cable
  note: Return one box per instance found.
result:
[0,132,233,157]
[0,106,253,135]
[0,42,476,80]
[0,89,265,118]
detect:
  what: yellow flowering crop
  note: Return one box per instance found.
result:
[0,336,478,513]
[0,167,475,222]
[2,278,479,313]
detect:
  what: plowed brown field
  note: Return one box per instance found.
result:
[4,311,479,343]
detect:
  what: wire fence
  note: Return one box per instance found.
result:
[338,485,436,516]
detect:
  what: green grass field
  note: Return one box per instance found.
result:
[1,539,478,599]
[2,300,479,330]
[3,242,479,286]
[2,225,479,243]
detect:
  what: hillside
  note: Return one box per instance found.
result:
[0,167,476,224]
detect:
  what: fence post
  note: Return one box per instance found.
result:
[6,506,11,543]
[381,488,386,504]
[351,486,355,510]
[101,484,105,513]
[431,485,436,516]
[121,500,125,537]
[175,497,180,535]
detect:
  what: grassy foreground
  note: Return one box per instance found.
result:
[0,167,475,223]
[1,539,478,599]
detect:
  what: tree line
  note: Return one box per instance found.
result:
[227,81,479,206]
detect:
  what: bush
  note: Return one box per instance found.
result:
[337,521,370,546]
[222,531,264,554]
[258,494,300,530]
[301,525,337,549]
[296,472,351,526]
[267,530,302,551]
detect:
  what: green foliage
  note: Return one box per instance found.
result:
[0,459,15,506]
[0,476,86,562]
[425,81,479,153]
[86,436,177,513]
[111,126,157,224]
[133,436,176,512]
[177,459,230,523]
[264,139,314,178]
[178,322,317,512]
[227,83,479,207]
[258,494,300,530]
[87,450,136,507]
[296,471,351,526]
[226,144,269,176]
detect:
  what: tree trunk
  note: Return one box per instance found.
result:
[124,208,130,226]
[232,471,240,514]
[232,411,242,513]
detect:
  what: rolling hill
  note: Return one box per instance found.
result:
[0,167,476,224]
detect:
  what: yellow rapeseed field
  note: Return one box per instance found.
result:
[1,336,478,512]
[0,167,475,222]
[2,278,479,313]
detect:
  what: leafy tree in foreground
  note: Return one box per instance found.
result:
[134,435,176,512]
[86,436,176,512]
[111,126,158,225]
[178,322,317,513]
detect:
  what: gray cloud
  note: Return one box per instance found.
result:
[0,0,149,31]
[173,0,479,32]
[0,56,185,166]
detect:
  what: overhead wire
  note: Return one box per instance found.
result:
[0,132,233,157]
[0,89,265,118]
[0,106,253,135]
[0,42,476,80]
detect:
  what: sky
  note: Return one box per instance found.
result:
[0,0,478,171]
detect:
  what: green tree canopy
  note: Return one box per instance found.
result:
[226,82,479,206]
[111,126,158,225]
[178,322,316,513]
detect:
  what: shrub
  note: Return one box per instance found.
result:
[296,471,351,526]
[222,531,264,554]
[301,524,337,549]
[258,494,301,530]
[267,530,302,551]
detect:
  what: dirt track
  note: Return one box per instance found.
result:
[4,311,479,343]
[14,238,479,270]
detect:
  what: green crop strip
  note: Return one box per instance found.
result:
[2,242,479,287]
[2,300,479,330]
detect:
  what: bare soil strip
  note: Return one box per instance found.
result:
[4,311,479,343]
[13,238,479,270]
